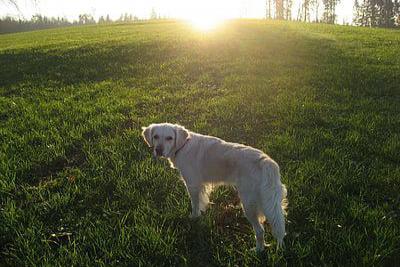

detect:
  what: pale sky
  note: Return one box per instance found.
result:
[0,0,354,24]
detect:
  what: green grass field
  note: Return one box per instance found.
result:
[0,20,399,266]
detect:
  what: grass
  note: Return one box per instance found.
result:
[0,20,399,266]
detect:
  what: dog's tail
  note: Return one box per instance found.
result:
[260,158,288,248]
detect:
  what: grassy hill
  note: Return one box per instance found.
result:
[0,20,399,266]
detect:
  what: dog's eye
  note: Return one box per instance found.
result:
[166,136,173,141]
[153,135,159,140]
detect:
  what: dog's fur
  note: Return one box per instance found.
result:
[142,123,287,251]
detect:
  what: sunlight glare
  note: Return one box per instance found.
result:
[181,0,235,31]
[189,16,224,31]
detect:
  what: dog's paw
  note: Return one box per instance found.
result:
[189,212,201,219]
[251,242,271,253]
[250,246,265,254]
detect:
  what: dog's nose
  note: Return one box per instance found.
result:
[155,147,163,156]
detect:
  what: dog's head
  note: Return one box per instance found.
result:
[141,123,189,158]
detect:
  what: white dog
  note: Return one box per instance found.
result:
[142,123,287,251]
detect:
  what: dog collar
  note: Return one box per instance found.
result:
[174,138,190,157]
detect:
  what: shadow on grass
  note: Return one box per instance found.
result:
[0,41,174,90]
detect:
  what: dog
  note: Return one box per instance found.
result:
[141,123,287,251]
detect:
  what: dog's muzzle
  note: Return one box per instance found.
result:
[155,146,163,157]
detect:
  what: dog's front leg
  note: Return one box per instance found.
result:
[187,187,201,218]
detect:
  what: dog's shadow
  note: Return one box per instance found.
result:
[171,186,275,265]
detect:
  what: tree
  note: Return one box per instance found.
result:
[269,0,292,20]
[302,0,311,21]
[299,0,320,22]
[396,0,400,25]
[322,0,340,24]
[276,0,284,19]
[285,0,293,20]
[98,16,105,24]
[354,0,399,27]
[266,0,273,19]
[380,0,397,27]
[78,14,95,25]
[314,0,321,22]
[150,7,158,20]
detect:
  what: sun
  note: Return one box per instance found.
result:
[189,16,224,31]
[179,0,234,31]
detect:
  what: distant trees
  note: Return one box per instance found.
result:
[78,14,96,25]
[266,0,273,18]
[283,0,294,20]
[300,0,312,22]
[314,0,321,22]
[98,16,106,24]
[150,7,158,20]
[265,0,398,27]
[116,13,138,23]
[0,15,72,34]
[286,0,294,19]
[354,0,400,27]
[298,0,319,22]
[2,0,399,30]
[266,0,293,20]
[269,0,339,23]
[321,0,340,23]
[275,0,284,19]
[296,0,340,23]
[0,13,144,34]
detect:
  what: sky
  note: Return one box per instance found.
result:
[0,0,355,24]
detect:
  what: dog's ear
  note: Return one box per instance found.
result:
[175,125,189,151]
[142,125,153,147]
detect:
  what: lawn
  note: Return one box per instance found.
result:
[0,20,399,266]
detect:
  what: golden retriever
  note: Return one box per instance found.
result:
[142,123,287,251]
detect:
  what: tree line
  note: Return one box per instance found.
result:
[1,1,399,34]
[267,0,400,27]
[354,0,400,27]
[0,13,151,34]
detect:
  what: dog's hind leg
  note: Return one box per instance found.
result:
[260,161,287,248]
[261,184,286,248]
[239,191,265,252]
